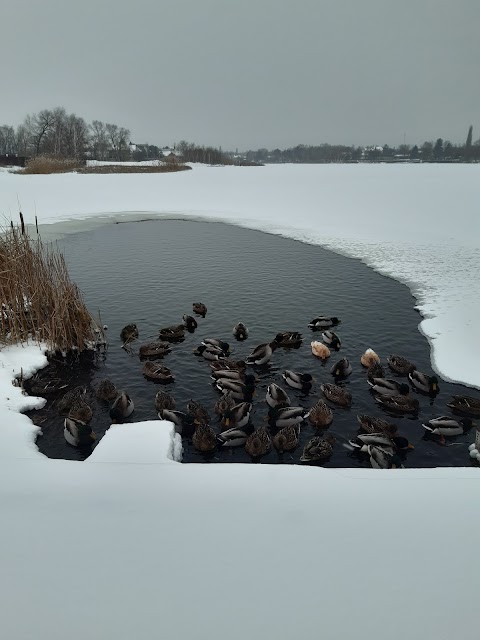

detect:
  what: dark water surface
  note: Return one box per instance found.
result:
[30,219,476,467]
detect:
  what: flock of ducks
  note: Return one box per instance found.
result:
[35,304,480,466]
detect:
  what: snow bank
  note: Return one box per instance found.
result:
[0,163,478,388]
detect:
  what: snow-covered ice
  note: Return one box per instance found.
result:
[0,163,478,388]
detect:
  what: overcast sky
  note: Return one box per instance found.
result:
[3,0,479,149]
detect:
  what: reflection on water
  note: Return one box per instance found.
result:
[30,220,476,467]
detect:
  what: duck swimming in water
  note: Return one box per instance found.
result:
[274,332,303,348]
[268,405,309,429]
[367,361,385,383]
[408,371,439,397]
[311,341,331,360]
[321,331,341,351]
[95,379,117,401]
[120,323,138,343]
[387,355,416,375]
[266,383,291,408]
[308,316,340,330]
[368,378,410,397]
[446,395,480,418]
[109,391,134,422]
[192,424,217,453]
[282,370,313,392]
[221,402,252,430]
[300,434,335,463]
[308,400,334,429]
[374,394,419,414]
[273,424,300,454]
[64,418,96,447]
[182,314,198,331]
[143,362,175,383]
[139,341,172,359]
[233,322,249,341]
[246,340,279,366]
[321,383,352,408]
[245,426,272,459]
[331,357,352,378]
[422,416,473,443]
[360,349,380,368]
[192,302,207,317]
[356,414,398,437]
[154,390,176,412]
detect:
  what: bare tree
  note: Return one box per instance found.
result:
[0,126,17,154]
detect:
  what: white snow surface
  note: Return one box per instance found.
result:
[1,163,479,387]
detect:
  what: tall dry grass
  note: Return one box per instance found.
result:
[0,219,103,353]
[21,156,83,174]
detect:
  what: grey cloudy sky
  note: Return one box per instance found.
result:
[3,0,480,149]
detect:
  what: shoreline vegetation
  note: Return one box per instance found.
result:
[0,217,103,354]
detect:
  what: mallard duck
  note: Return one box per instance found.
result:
[368,445,404,469]
[387,355,416,375]
[268,405,309,429]
[408,371,439,397]
[64,417,96,447]
[422,416,473,443]
[266,383,291,408]
[211,368,245,382]
[311,341,331,360]
[447,395,480,417]
[308,400,333,428]
[308,316,340,330]
[192,302,207,317]
[217,426,253,447]
[182,314,198,331]
[109,391,134,422]
[331,357,352,378]
[194,344,226,360]
[375,394,419,414]
[300,434,335,462]
[57,386,87,414]
[210,359,246,372]
[246,340,279,366]
[120,323,138,343]
[245,426,272,459]
[357,414,398,437]
[274,331,302,348]
[273,424,300,454]
[367,361,385,383]
[158,410,196,436]
[216,375,256,401]
[361,349,380,368]
[368,378,410,397]
[321,331,341,351]
[139,341,171,358]
[202,338,231,353]
[68,398,93,424]
[321,383,352,407]
[221,402,252,430]
[214,390,236,417]
[350,433,414,452]
[158,324,185,342]
[192,424,217,452]
[233,323,249,341]
[154,390,176,412]
[187,399,210,426]
[95,379,117,401]
[282,370,313,391]
[143,361,175,383]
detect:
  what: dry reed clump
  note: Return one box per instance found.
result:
[21,156,83,174]
[78,163,191,174]
[0,220,103,354]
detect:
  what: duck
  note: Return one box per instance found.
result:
[210,359,246,372]
[321,383,352,408]
[356,414,398,437]
[308,400,334,428]
[268,406,310,429]
[273,424,300,454]
[368,378,410,397]
[158,409,196,436]
[95,379,117,401]
[221,402,252,430]
[192,302,207,317]
[349,433,414,453]
[187,400,210,426]
[266,383,291,409]
[422,416,473,443]
[233,323,249,341]
[408,371,439,397]
[214,390,236,417]
[246,340,279,366]
[143,361,175,383]
[68,398,93,424]
[367,445,405,470]
[64,417,96,447]
[274,331,303,348]
[57,386,87,414]
[139,341,171,358]
[217,427,253,448]
[374,394,419,414]
[282,370,313,392]
[109,391,134,422]
[447,395,480,418]
[300,434,335,462]
[387,354,416,375]
[120,323,138,343]
[360,349,380,368]
[202,338,231,354]
[321,331,341,351]
[331,357,352,378]
[367,361,385,383]
[192,424,217,453]
[311,341,331,360]
[193,344,226,361]
[308,316,340,330]
[216,375,256,401]
[158,324,185,342]
[154,390,176,412]
[182,314,198,331]
[211,368,245,382]
[245,426,272,459]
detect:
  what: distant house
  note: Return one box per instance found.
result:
[160,146,180,158]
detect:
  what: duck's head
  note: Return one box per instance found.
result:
[330,317,340,325]
[301,373,313,383]
[398,383,410,396]
[392,436,414,450]
[218,341,231,354]
[331,336,341,350]
[460,418,474,430]
[194,344,207,355]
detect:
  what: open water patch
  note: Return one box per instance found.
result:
[27,219,477,467]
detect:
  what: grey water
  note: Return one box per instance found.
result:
[30,219,476,467]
